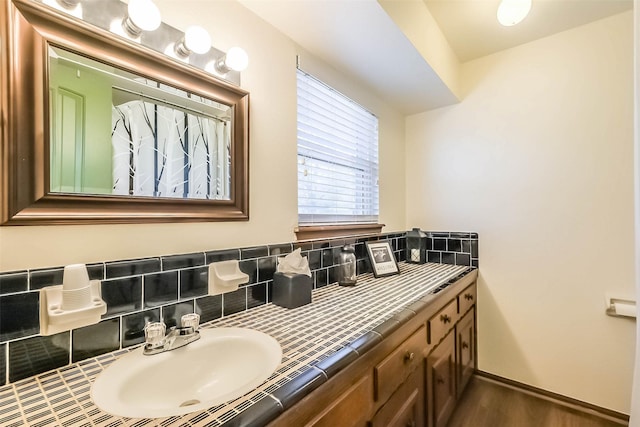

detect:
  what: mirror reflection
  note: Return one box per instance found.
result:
[48,46,232,200]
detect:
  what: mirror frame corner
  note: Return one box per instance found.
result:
[1,0,250,225]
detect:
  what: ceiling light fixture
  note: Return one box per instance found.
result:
[211,47,249,74]
[497,0,532,27]
[175,26,212,57]
[122,0,162,37]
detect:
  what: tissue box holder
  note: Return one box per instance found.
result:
[273,272,312,309]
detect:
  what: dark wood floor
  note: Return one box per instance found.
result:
[447,377,627,427]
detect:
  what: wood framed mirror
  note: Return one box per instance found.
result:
[0,0,249,225]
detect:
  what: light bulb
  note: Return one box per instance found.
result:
[56,0,80,9]
[123,0,161,36]
[43,0,82,18]
[224,47,249,72]
[179,26,212,55]
[497,0,531,27]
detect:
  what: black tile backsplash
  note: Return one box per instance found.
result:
[0,272,28,295]
[428,251,441,263]
[447,239,462,252]
[0,230,476,387]
[162,301,195,328]
[442,252,456,264]
[224,288,247,316]
[206,249,240,263]
[180,267,208,299]
[29,268,64,290]
[122,309,160,348]
[0,343,5,386]
[269,243,293,256]
[86,263,105,281]
[257,257,277,282]
[247,283,267,309]
[195,295,222,323]
[105,258,161,279]
[315,269,328,288]
[241,246,269,260]
[162,253,205,271]
[456,253,471,266]
[101,276,143,317]
[72,319,120,363]
[239,259,258,285]
[9,333,69,382]
[144,271,178,308]
[306,250,322,270]
[0,293,40,342]
[433,238,447,251]
[421,231,479,267]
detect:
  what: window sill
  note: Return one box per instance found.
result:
[295,223,385,241]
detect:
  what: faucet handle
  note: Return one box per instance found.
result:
[144,322,166,346]
[181,313,200,331]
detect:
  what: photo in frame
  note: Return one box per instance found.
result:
[365,241,400,278]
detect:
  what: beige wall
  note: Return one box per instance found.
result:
[630,0,639,422]
[406,12,635,413]
[0,0,406,272]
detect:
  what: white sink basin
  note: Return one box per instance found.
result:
[91,327,282,418]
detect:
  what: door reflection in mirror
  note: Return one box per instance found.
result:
[49,45,232,200]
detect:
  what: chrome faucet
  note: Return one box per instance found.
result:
[143,313,201,355]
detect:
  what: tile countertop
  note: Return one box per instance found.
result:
[0,262,473,427]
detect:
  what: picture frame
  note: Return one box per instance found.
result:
[365,240,400,278]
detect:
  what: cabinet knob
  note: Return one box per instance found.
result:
[462,341,469,350]
[440,314,451,324]
[405,420,416,427]
[403,351,415,363]
[464,293,474,301]
[436,376,445,385]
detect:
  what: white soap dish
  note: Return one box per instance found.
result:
[208,260,249,296]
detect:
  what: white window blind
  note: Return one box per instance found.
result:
[297,69,379,225]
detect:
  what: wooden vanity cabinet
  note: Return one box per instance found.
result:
[267,271,478,427]
[457,308,475,396]
[370,367,423,427]
[426,332,456,427]
[307,375,372,427]
[424,283,478,427]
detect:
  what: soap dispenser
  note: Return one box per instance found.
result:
[337,245,357,287]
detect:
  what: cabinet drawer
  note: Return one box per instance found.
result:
[374,326,426,404]
[428,300,457,345]
[458,284,476,315]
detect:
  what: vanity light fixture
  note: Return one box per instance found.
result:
[40,0,246,86]
[497,0,532,26]
[55,0,81,9]
[122,0,162,37]
[210,46,249,74]
[175,25,212,57]
[43,0,82,18]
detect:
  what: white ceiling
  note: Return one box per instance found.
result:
[239,0,459,115]
[426,0,633,62]
[240,0,633,114]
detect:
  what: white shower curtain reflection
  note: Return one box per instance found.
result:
[111,97,230,199]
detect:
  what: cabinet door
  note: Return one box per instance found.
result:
[426,332,456,427]
[457,308,475,396]
[308,375,371,427]
[370,367,424,427]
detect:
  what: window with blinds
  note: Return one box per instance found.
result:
[297,69,379,225]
